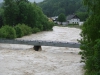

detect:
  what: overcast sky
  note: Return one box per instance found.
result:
[0,0,43,3]
[29,0,43,3]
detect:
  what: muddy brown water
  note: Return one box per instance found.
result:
[0,26,84,75]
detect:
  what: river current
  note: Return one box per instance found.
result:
[0,26,84,75]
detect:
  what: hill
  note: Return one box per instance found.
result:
[38,0,87,17]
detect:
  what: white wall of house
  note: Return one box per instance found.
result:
[79,22,84,26]
[62,22,67,25]
[68,18,80,24]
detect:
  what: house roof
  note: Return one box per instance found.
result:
[66,14,79,20]
[51,16,58,20]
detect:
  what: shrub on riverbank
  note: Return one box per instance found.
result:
[14,24,32,38]
[0,25,16,39]
[0,24,33,39]
[47,21,55,30]
[0,22,54,39]
[32,27,40,33]
[14,25,23,38]
[43,21,54,31]
[79,0,100,74]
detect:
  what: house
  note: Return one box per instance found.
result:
[51,16,58,24]
[66,14,80,25]
[51,16,67,25]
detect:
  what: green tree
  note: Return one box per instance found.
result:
[0,8,4,27]
[58,13,66,25]
[16,0,28,24]
[79,0,100,75]
[2,0,53,34]
[76,12,88,21]
[3,0,19,26]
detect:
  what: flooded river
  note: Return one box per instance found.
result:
[0,26,84,75]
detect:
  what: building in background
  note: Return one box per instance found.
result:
[66,14,80,25]
[51,14,83,26]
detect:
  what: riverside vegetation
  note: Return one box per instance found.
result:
[79,0,100,75]
[0,0,54,39]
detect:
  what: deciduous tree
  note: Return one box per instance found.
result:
[58,13,66,25]
[3,0,19,26]
[80,0,100,75]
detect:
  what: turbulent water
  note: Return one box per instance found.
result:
[0,26,84,75]
[17,26,81,42]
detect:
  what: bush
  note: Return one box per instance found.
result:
[14,25,23,38]
[15,24,32,37]
[43,21,54,31]
[0,27,7,38]
[32,27,40,33]
[47,21,54,30]
[0,25,16,39]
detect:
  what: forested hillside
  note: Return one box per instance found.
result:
[38,0,88,20]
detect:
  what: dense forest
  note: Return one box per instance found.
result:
[38,0,86,16]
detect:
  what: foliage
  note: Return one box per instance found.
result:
[0,25,16,39]
[43,21,54,31]
[58,13,66,25]
[3,0,19,26]
[76,6,88,21]
[76,12,88,21]
[47,21,55,30]
[0,0,55,40]
[32,27,40,33]
[14,24,32,37]
[79,0,100,75]
[38,0,86,17]
[2,0,53,32]
[14,25,23,38]
[0,26,7,38]
[0,8,4,27]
